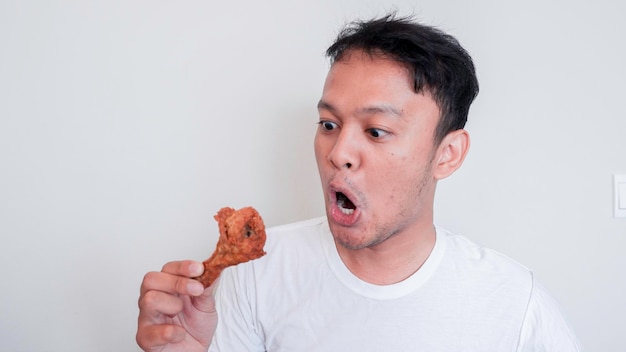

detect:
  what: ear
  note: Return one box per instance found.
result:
[432,129,470,180]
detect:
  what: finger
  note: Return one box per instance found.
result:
[161,260,205,277]
[190,278,219,313]
[136,323,186,351]
[140,270,205,297]
[138,290,184,321]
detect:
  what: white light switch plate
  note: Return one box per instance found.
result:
[615,174,626,218]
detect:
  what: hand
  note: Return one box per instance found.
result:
[136,260,217,352]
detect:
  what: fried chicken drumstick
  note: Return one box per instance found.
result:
[195,206,266,288]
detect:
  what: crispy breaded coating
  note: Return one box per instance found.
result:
[195,206,266,288]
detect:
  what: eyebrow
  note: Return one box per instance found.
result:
[317,100,402,118]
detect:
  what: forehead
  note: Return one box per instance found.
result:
[320,51,439,118]
[325,50,413,89]
[322,53,411,106]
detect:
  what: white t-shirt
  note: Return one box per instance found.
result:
[209,217,581,351]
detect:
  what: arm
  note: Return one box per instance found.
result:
[136,260,218,352]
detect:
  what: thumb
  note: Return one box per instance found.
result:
[191,279,218,313]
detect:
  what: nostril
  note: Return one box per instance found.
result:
[345,162,352,169]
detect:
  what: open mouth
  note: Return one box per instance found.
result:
[336,192,356,215]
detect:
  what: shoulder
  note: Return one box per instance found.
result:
[434,226,535,319]
[436,227,582,351]
[438,226,532,280]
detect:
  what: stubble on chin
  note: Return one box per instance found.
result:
[331,222,398,251]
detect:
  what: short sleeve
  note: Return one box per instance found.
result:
[517,277,583,352]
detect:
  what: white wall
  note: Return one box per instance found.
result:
[0,1,623,351]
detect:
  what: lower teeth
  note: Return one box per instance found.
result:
[338,199,355,215]
[340,207,354,215]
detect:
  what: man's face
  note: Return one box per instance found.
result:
[314,51,442,250]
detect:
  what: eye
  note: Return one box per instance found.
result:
[318,120,338,131]
[366,128,389,138]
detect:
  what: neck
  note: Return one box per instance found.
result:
[335,224,436,285]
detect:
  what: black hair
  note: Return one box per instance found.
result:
[326,14,479,145]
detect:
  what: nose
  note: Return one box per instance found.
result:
[328,128,360,170]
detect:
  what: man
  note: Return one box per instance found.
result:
[137,14,581,351]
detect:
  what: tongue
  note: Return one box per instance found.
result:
[337,192,356,210]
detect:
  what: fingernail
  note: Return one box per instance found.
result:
[189,262,204,276]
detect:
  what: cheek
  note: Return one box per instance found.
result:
[375,152,413,188]
[378,151,429,190]
[384,149,414,171]
[313,134,325,164]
